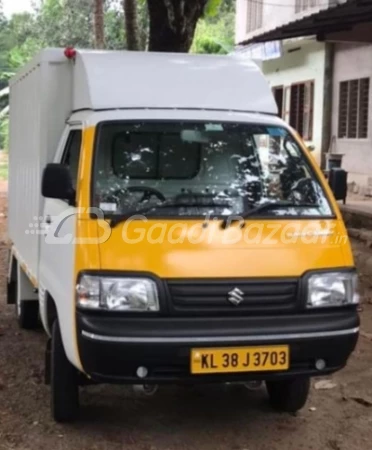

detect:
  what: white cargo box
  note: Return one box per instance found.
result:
[8,48,276,282]
[8,50,72,281]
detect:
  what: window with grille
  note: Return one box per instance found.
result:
[246,0,263,32]
[272,86,284,118]
[289,81,314,140]
[338,78,369,139]
[295,0,318,13]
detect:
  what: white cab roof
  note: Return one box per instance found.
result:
[74,50,277,114]
[11,48,277,115]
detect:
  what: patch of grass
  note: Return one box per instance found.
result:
[0,164,8,181]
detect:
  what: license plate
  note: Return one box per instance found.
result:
[191,345,289,374]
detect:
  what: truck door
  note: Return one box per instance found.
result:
[39,124,82,363]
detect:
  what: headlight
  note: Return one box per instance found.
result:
[307,271,359,308]
[76,275,159,311]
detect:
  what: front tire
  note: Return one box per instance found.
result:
[51,321,79,423]
[266,377,310,413]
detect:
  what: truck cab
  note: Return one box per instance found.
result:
[7,49,359,422]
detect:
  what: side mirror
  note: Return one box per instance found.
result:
[307,145,315,152]
[328,168,347,204]
[42,163,75,205]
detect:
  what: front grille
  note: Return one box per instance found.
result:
[166,279,299,315]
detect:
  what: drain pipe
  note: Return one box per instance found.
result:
[320,42,335,170]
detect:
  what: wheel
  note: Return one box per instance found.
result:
[51,321,79,423]
[15,272,39,329]
[266,377,310,413]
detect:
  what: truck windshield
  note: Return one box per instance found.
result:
[92,121,332,218]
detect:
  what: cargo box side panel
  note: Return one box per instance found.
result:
[43,61,72,166]
[8,65,43,282]
[8,57,72,284]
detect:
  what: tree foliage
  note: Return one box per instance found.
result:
[192,0,235,54]
[147,0,208,52]
[146,0,233,52]
[35,0,94,48]
[0,0,235,149]
[1,0,235,70]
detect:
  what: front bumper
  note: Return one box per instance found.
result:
[77,309,359,383]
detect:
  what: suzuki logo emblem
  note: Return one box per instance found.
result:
[227,287,244,306]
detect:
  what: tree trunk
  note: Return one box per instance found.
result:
[147,0,208,52]
[123,0,139,50]
[93,0,105,49]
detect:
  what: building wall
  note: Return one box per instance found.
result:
[332,43,372,196]
[235,0,336,45]
[236,0,293,44]
[262,40,326,163]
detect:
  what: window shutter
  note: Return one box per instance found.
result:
[289,85,299,130]
[348,80,359,138]
[283,86,291,124]
[338,78,369,139]
[303,81,314,140]
[246,0,263,32]
[358,78,370,138]
[338,81,349,138]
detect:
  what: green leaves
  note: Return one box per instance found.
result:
[204,0,223,17]
[0,0,235,78]
[192,0,234,55]
[0,115,9,152]
[8,38,41,69]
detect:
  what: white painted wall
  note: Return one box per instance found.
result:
[332,43,372,195]
[262,40,326,163]
[236,0,337,45]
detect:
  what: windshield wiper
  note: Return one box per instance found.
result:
[221,201,319,229]
[109,200,229,228]
[110,200,317,229]
[109,201,180,228]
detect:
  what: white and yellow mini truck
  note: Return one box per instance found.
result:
[7,48,359,422]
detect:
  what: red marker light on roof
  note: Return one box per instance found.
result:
[64,47,76,60]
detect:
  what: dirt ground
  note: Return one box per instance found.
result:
[1,194,372,450]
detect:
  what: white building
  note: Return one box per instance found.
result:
[236,0,372,196]
[235,0,339,164]
[331,43,372,196]
[236,0,340,45]
[260,39,326,164]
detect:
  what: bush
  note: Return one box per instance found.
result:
[0,115,9,152]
